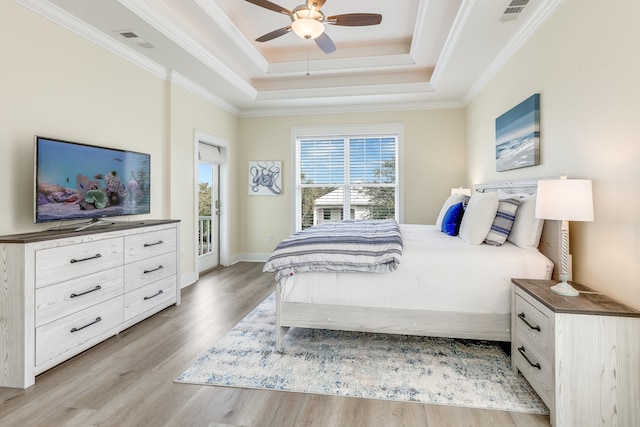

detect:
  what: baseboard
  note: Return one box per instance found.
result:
[230,253,270,264]
[180,272,198,289]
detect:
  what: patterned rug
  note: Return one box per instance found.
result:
[176,294,548,414]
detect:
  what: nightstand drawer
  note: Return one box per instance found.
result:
[514,335,552,407]
[515,292,550,356]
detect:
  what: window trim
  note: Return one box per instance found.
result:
[290,123,404,233]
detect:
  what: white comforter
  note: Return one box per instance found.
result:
[279,224,553,315]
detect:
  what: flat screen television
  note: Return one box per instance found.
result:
[35,136,150,228]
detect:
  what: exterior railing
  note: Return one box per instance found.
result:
[199,215,213,255]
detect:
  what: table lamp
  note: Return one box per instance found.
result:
[451,187,471,196]
[535,176,594,296]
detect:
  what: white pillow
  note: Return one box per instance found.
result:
[507,194,544,249]
[458,192,499,245]
[435,193,465,229]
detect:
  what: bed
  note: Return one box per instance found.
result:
[264,178,561,351]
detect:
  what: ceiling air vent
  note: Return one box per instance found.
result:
[116,30,154,49]
[500,0,530,22]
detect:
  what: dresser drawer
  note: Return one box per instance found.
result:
[124,228,177,264]
[514,334,552,407]
[35,267,124,327]
[35,296,123,366]
[35,237,124,288]
[123,252,177,293]
[124,276,176,321]
[514,292,550,356]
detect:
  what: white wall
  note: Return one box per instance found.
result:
[466,0,640,308]
[236,109,466,258]
[0,1,239,284]
[168,83,239,281]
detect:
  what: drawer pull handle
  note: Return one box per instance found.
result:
[518,346,541,370]
[70,317,102,333]
[143,265,164,274]
[144,290,164,300]
[70,253,102,264]
[517,312,541,331]
[70,285,102,298]
[144,240,164,247]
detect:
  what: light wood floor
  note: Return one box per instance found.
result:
[0,262,551,427]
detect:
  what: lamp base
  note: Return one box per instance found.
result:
[550,280,579,297]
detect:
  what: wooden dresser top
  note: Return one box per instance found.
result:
[0,219,179,244]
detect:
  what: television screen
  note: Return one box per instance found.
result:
[35,136,151,224]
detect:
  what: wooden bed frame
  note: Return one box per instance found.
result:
[275,178,561,351]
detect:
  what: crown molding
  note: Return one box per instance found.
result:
[119,0,257,99]
[463,0,565,104]
[15,0,245,116]
[429,0,476,89]
[170,71,240,116]
[194,0,269,72]
[238,97,463,118]
[15,0,167,80]
[408,0,431,61]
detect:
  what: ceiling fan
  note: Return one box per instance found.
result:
[245,0,382,54]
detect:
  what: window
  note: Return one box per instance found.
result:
[294,125,401,230]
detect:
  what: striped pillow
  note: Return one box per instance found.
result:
[484,198,521,246]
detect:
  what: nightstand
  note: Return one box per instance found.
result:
[511,278,640,427]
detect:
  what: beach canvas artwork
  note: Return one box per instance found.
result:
[495,94,540,172]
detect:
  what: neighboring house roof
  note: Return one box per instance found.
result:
[314,188,371,206]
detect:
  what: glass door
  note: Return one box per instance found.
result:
[198,159,220,272]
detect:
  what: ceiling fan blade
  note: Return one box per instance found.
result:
[245,0,291,16]
[314,32,336,54]
[327,13,382,26]
[307,0,327,12]
[255,26,292,42]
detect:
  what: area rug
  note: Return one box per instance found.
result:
[176,294,548,414]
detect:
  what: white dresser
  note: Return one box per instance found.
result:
[511,278,640,426]
[0,220,180,389]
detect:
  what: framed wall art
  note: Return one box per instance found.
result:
[495,93,540,172]
[248,160,282,195]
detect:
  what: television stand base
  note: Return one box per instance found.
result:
[47,218,121,232]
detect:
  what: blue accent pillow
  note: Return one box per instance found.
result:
[441,202,464,236]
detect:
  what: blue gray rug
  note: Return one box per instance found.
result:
[176,294,548,414]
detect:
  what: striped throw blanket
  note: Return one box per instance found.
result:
[263,219,403,282]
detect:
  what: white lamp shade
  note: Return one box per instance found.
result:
[451,187,471,196]
[535,179,594,221]
[291,18,324,39]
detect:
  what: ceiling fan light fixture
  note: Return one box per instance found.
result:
[291,16,324,39]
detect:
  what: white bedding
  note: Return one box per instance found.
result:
[280,224,553,315]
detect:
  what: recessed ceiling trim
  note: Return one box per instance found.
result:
[266,54,416,76]
[463,0,565,104]
[256,81,433,101]
[429,0,477,90]
[408,0,430,61]
[16,0,167,80]
[119,0,257,99]
[240,98,464,118]
[194,0,269,72]
[170,71,240,115]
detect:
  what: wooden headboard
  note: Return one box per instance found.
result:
[475,177,561,280]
